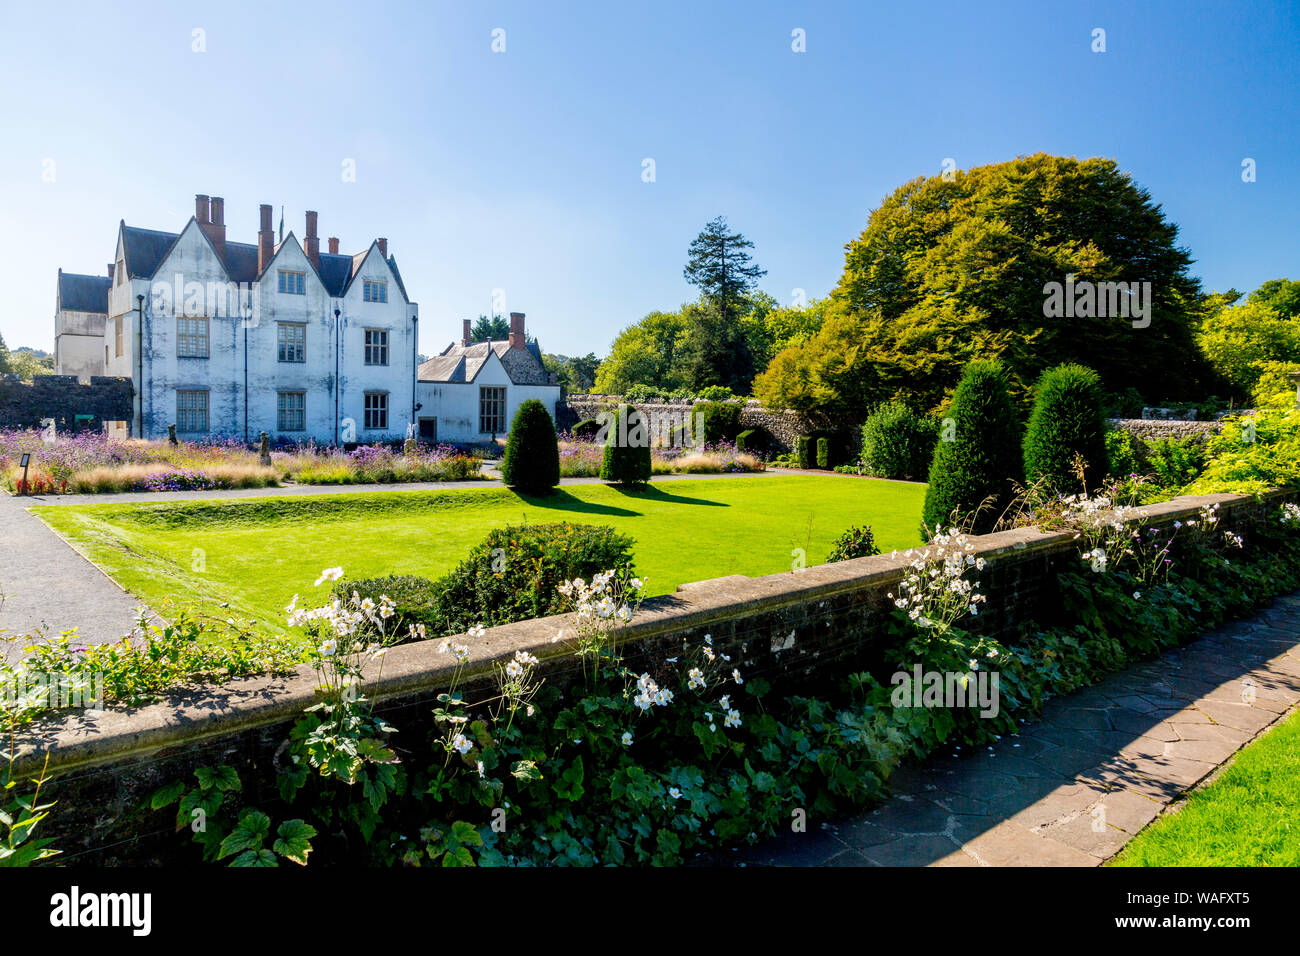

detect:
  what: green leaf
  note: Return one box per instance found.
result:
[230,848,278,867]
[450,820,483,847]
[150,779,187,810]
[217,809,271,860]
[272,819,317,866]
[195,765,241,793]
[510,759,542,782]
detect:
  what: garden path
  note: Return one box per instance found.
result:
[740,592,1300,867]
[0,492,152,649]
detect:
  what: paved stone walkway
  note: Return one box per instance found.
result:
[0,493,148,648]
[741,593,1300,867]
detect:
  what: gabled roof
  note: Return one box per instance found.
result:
[418,339,553,386]
[57,269,111,314]
[116,220,398,298]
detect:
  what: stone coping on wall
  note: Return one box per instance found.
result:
[7,490,1279,778]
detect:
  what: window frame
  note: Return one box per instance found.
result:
[277,322,306,363]
[363,278,388,303]
[176,389,209,434]
[363,328,390,366]
[177,315,210,359]
[363,391,389,431]
[479,385,507,435]
[114,316,123,358]
[277,390,306,432]
[277,270,306,295]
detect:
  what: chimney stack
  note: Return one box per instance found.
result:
[258,203,274,274]
[462,319,472,347]
[195,194,210,223]
[509,312,526,350]
[305,210,320,270]
[328,236,339,255]
[202,195,227,262]
[376,237,388,258]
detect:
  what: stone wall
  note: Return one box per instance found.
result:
[558,395,806,453]
[10,488,1290,864]
[1108,418,1225,443]
[0,375,133,431]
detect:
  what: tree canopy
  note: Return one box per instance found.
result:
[760,153,1215,418]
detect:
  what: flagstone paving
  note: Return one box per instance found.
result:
[740,592,1300,867]
[0,493,150,649]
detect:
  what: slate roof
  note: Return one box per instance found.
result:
[418,340,554,386]
[118,223,400,298]
[56,270,111,314]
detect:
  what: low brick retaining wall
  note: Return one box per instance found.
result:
[10,489,1289,863]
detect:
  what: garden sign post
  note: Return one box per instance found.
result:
[19,453,30,495]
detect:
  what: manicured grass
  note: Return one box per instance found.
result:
[33,474,926,635]
[1110,706,1300,866]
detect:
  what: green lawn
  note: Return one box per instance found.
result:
[1110,707,1300,866]
[33,474,926,633]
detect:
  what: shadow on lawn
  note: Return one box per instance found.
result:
[609,484,729,508]
[512,489,641,518]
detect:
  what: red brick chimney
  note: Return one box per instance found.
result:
[258,204,274,275]
[376,238,388,258]
[462,319,472,347]
[195,194,210,222]
[328,236,339,255]
[202,196,227,262]
[304,210,320,270]
[509,312,526,350]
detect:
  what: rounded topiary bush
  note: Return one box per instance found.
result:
[1022,364,1108,494]
[861,402,939,481]
[501,399,560,494]
[921,359,1023,536]
[600,404,652,486]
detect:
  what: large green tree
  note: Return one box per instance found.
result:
[763,154,1215,418]
[593,310,688,394]
[683,216,767,324]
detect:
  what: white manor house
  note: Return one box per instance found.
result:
[54,193,560,445]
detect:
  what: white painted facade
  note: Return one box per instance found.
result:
[60,194,562,447]
[416,350,561,444]
[101,215,417,443]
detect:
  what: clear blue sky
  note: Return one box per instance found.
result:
[1,0,1296,357]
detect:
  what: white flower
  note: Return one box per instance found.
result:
[314,566,344,586]
[505,660,524,679]
[687,667,705,690]
[476,760,486,779]
[621,731,633,746]
[669,787,682,800]
[284,594,299,615]
[467,624,486,640]
[731,669,743,685]
[452,733,473,755]
[453,644,470,662]
[719,695,731,710]
[319,639,337,657]
[724,709,742,728]
[1133,591,1142,600]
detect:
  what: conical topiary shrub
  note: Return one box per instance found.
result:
[920,359,1023,536]
[501,399,560,494]
[1022,363,1108,494]
[600,404,653,486]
